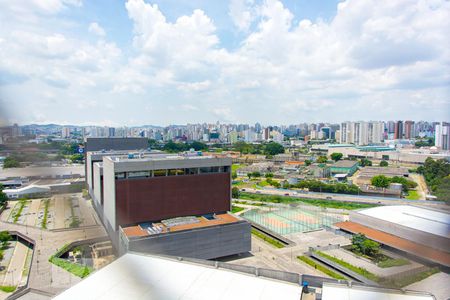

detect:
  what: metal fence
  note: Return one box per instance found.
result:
[242,203,344,235]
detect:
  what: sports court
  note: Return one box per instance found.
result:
[242,204,343,235]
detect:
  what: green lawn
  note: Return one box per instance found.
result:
[377,258,410,268]
[297,256,346,280]
[49,256,93,278]
[405,190,420,200]
[251,228,285,248]
[41,199,50,229]
[231,206,245,213]
[49,245,94,278]
[232,164,245,172]
[0,286,16,293]
[314,250,379,282]
[239,192,378,210]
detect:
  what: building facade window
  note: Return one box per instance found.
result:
[115,172,126,179]
[153,169,167,177]
[128,171,150,178]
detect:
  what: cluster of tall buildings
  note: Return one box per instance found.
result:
[339,121,384,145]
[3,121,449,150]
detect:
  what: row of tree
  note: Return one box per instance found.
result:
[290,180,361,195]
[417,158,450,202]
[371,175,417,192]
[232,141,285,156]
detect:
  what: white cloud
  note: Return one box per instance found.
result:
[88,22,105,36]
[229,0,255,31]
[1,0,449,125]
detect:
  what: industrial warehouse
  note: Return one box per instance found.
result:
[336,205,450,268]
[86,148,251,259]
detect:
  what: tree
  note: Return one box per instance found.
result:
[390,176,417,192]
[379,160,388,167]
[359,158,372,167]
[330,152,343,162]
[304,160,312,166]
[263,142,284,156]
[0,231,11,250]
[371,175,390,188]
[234,141,254,154]
[3,156,19,168]
[361,239,380,257]
[265,173,274,178]
[70,154,84,163]
[316,156,328,163]
[251,171,261,178]
[232,187,240,199]
[434,176,450,203]
[189,141,208,151]
[0,184,7,208]
[351,233,380,257]
[231,172,237,179]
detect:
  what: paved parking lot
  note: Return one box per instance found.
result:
[2,193,98,230]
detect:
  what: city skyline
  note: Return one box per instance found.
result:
[1,0,449,126]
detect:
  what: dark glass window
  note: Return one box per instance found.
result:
[154,169,167,177]
[185,168,198,175]
[115,172,125,179]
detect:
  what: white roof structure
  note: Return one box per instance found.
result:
[53,253,302,300]
[322,282,435,300]
[4,185,51,196]
[358,205,450,238]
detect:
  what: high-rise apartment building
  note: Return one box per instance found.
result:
[340,121,384,145]
[394,121,404,139]
[340,122,354,144]
[61,126,71,138]
[435,122,450,150]
[368,121,384,144]
[404,121,415,139]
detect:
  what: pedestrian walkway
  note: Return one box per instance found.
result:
[324,249,422,276]
[2,242,28,286]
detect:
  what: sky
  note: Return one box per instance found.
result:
[0,0,449,126]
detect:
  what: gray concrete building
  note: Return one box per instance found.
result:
[88,149,251,259]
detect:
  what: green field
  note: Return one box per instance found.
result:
[232,164,246,172]
[405,190,420,200]
[378,258,410,268]
[231,206,245,213]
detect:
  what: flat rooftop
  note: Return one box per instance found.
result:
[357,205,450,238]
[106,153,228,163]
[122,213,241,238]
[331,160,358,168]
[358,167,409,176]
[53,252,303,300]
[322,282,434,300]
[336,221,450,267]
